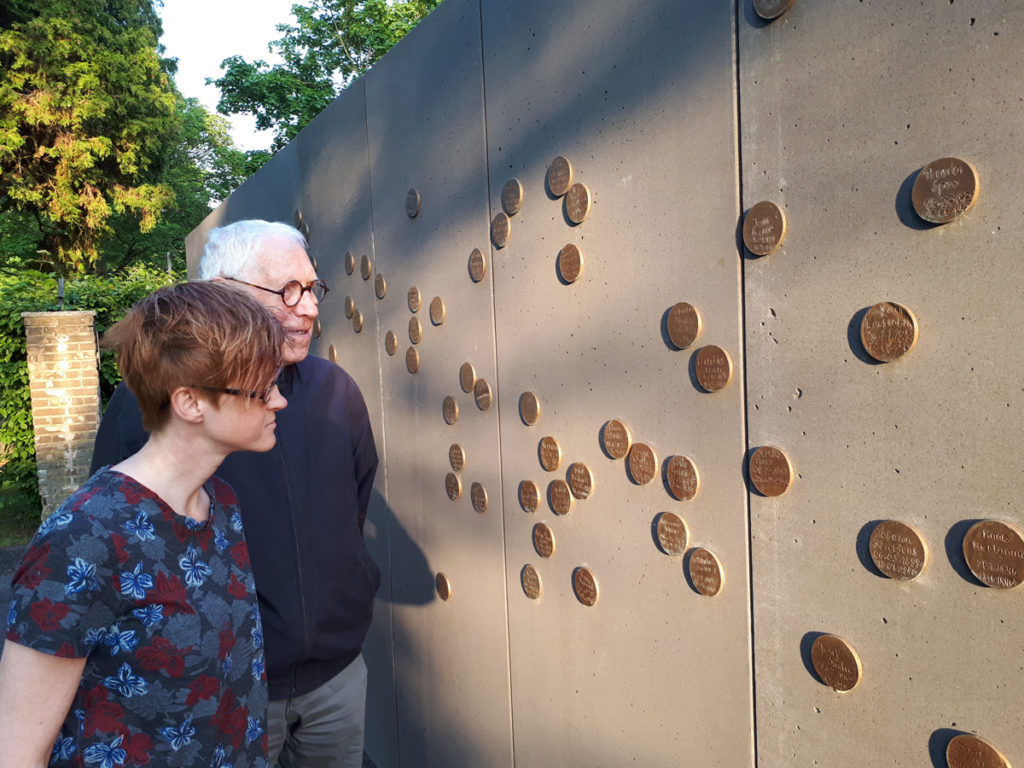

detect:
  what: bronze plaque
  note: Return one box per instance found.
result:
[912,157,979,224]
[573,567,599,607]
[628,443,658,485]
[667,302,702,350]
[810,634,862,692]
[558,243,584,283]
[947,734,1011,768]
[344,296,355,319]
[406,188,420,218]
[539,436,562,472]
[753,0,795,20]
[695,345,734,392]
[328,344,338,363]
[869,520,928,581]
[742,200,787,256]
[688,547,724,597]
[503,177,524,215]
[602,419,632,460]
[665,455,700,501]
[521,564,542,600]
[445,472,462,502]
[549,480,573,515]
[352,310,364,333]
[311,254,318,271]
[375,273,387,300]
[860,301,919,362]
[408,286,421,313]
[448,443,465,472]
[385,330,398,356]
[533,523,555,558]
[435,572,451,601]
[470,482,488,514]
[568,463,594,500]
[442,395,459,426]
[519,391,541,426]
[748,446,794,497]
[459,362,476,393]
[360,254,372,280]
[519,480,540,513]
[469,247,487,282]
[406,347,420,374]
[963,520,1024,589]
[565,182,592,225]
[429,296,446,325]
[314,318,322,339]
[473,378,492,411]
[408,317,422,345]
[548,155,574,197]
[656,512,689,555]
[294,208,303,228]
[345,251,355,275]
[491,212,511,248]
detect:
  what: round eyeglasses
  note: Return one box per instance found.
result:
[193,368,282,403]
[224,276,329,307]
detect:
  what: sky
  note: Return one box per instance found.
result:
[158,0,298,151]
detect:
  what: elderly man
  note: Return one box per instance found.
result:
[91,220,380,768]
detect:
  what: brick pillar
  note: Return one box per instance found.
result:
[21,311,101,519]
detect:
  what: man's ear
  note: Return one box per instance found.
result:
[167,386,206,425]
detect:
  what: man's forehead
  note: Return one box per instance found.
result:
[251,236,314,281]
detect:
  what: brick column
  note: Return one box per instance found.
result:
[21,311,101,519]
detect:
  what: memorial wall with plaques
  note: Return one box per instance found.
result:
[188,1,1024,766]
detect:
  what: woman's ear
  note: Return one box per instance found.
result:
[167,386,206,425]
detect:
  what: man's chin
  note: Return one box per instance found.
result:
[283,338,311,364]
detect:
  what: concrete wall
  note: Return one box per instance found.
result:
[189,1,1024,765]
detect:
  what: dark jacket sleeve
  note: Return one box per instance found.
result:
[89,382,148,473]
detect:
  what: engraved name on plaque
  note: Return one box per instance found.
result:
[445,472,462,502]
[519,480,540,513]
[503,178,525,215]
[385,330,398,356]
[406,188,421,218]
[521,565,542,600]
[628,443,657,485]
[667,302,702,350]
[533,523,555,558]
[491,212,511,248]
[449,443,465,472]
[345,251,355,275]
[665,455,700,501]
[946,734,1011,768]
[406,347,420,374]
[810,634,862,692]
[471,482,488,514]
[753,0,795,20]
[748,446,794,497]
[868,520,928,581]
[656,512,689,555]
[558,243,584,283]
[549,479,573,516]
[565,182,592,225]
[442,395,459,426]
[911,157,979,224]
[695,345,734,392]
[519,391,541,426]
[351,310,363,333]
[742,200,787,256]
[573,567,599,607]
[459,362,476,393]
[408,286,421,313]
[568,463,594,500]
[409,317,422,345]
[429,296,446,325]
[375,273,387,299]
[963,520,1024,589]
[435,572,451,601]
[602,419,633,460]
[688,547,724,596]
[469,247,487,282]
[474,378,492,411]
[860,302,918,362]
[548,156,574,197]
[360,254,372,280]
[539,436,562,472]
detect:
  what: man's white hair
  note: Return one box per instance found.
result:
[199,220,308,281]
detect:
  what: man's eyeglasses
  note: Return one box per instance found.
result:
[192,369,282,403]
[224,276,329,307]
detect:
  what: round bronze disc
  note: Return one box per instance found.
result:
[502,178,525,215]
[548,156,574,197]
[742,200,787,256]
[656,512,689,555]
[628,443,658,485]
[519,480,540,513]
[295,209,303,228]
[435,572,451,601]
[469,247,487,282]
[459,362,477,393]
[912,157,979,224]
[375,273,387,299]
[810,634,862,692]
[384,330,398,356]
[429,296,446,325]
[748,446,794,497]
[360,254,372,280]
[444,472,462,502]
[328,344,338,363]
[565,182,592,225]
[473,378,492,411]
[310,254,317,270]
[344,296,355,319]
[345,251,355,275]
[688,547,724,597]
[448,443,465,472]
[869,520,928,581]
[667,302,702,350]
[539,436,562,472]
[947,734,1011,768]
[471,482,488,514]
[549,480,573,521]
[573,567,599,607]
[491,212,511,248]
[519,391,541,426]
[558,243,584,283]
[442,395,459,426]
[406,188,421,218]
[602,419,633,460]
[314,318,322,339]
[665,455,701,501]
[963,520,1024,589]
[406,347,419,374]
[533,523,555,558]
[568,463,594,500]
[408,286,421,313]
[860,302,919,362]
[521,564,542,600]
[695,345,734,392]
[753,0,795,20]
[408,317,422,345]
[352,310,363,333]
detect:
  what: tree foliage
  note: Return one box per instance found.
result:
[213,0,441,152]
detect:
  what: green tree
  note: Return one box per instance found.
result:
[213,0,440,152]
[0,0,179,273]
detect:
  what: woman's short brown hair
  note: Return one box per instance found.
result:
[102,281,284,431]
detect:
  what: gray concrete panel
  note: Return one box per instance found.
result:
[740,2,1024,765]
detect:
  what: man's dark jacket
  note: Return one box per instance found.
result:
[90,356,381,699]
